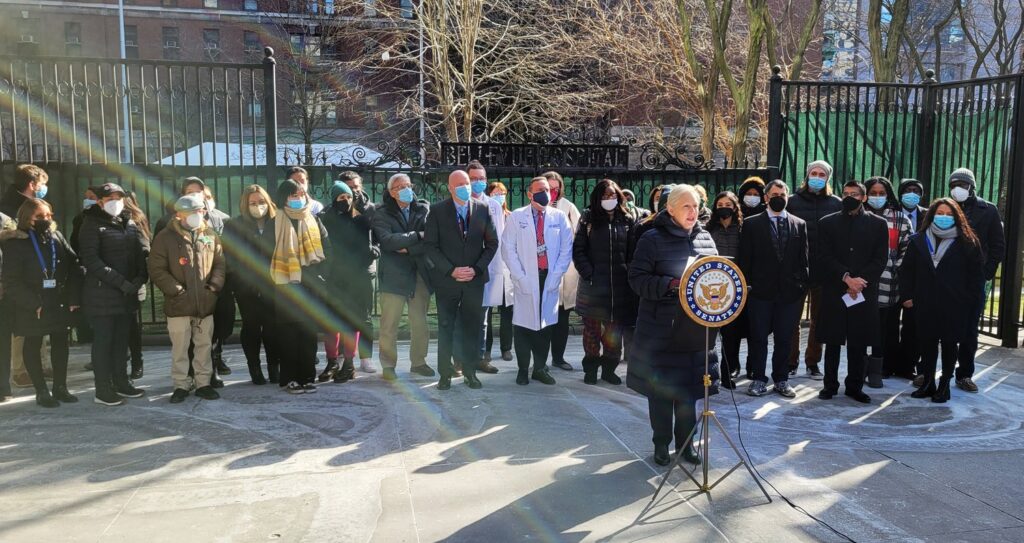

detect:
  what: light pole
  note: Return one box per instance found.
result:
[118,0,132,163]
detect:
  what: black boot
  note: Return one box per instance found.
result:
[653,444,670,466]
[582,356,599,385]
[600,356,622,385]
[318,359,340,382]
[932,377,951,403]
[36,388,59,408]
[681,443,702,465]
[333,358,355,383]
[52,385,78,403]
[865,356,884,389]
[248,360,267,385]
[911,379,936,399]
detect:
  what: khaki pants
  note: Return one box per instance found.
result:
[168,315,214,390]
[378,275,430,369]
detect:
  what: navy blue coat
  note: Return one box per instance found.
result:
[899,232,984,343]
[626,212,719,400]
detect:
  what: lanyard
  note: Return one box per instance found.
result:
[29,230,57,280]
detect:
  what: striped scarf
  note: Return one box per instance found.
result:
[271,202,325,284]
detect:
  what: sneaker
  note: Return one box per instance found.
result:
[360,359,377,374]
[285,381,305,394]
[302,383,318,393]
[788,369,797,378]
[169,388,190,403]
[746,380,768,397]
[807,366,824,380]
[318,359,340,382]
[130,367,144,380]
[955,377,978,393]
[195,386,220,400]
[94,390,125,406]
[773,380,797,398]
[115,384,145,398]
[531,368,556,385]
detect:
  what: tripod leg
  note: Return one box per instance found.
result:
[650,412,704,503]
[710,414,773,503]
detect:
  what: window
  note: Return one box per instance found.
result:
[244,31,260,55]
[162,26,180,60]
[305,36,320,58]
[203,28,221,59]
[290,35,303,55]
[124,25,139,59]
[290,34,320,58]
[204,0,218,7]
[64,22,81,56]
[244,0,257,10]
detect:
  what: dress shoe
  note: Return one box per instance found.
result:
[501,350,514,361]
[911,380,936,399]
[52,386,78,403]
[681,444,702,465]
[955,377,978,393]
[210,376,225,389]
[464,373,483,389]
[36,391,60,408]
[195,386,220,400]
[552,360,573,371]
[516,370,529,385]
[169,388,189,404]
[437,375,452,390]
[478,361,499,374]
[382,368,397,381]
[130,367,144,380]
[845,390,871,404]
[410,364,436,377]
[11,373,32,389]
[215,360,232,375]
[531,368,556,385]
[932,377,951,403]
[653,445,670,466]
[251,372,267,385]
[818,389,836,400]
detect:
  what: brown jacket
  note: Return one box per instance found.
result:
[148,218,225,318]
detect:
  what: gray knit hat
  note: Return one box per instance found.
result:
[174,193,206,213]
[806,160,833,180]
[948,168,976,188]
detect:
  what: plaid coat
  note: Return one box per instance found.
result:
[871,207,912,308]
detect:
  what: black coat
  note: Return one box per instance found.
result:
[626,212,719,399]
[959,196,1004,281]
[814,210,889,346]
[573,208,638,323]
[78,205,150,317]
[3,230,82,337]
[0,186,29,220]
[272,215,331,325]
[737,212,809,303]
[320,203,379,279]
[899,232,984,343]
[372,193,431,297]
[707,221,741,259]
[423,198,498,292]
[787,188,842,284]
[222,214,277,299]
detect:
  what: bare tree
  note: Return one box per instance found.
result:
[957,0,1024,78]
[867,0,911,82]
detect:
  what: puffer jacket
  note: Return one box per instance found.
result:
[3,227,83,337]
[148,218,225,318]
[573,208,638,323]
[78,205,149,316]
[786,187,842,284]
[707,221,741,259]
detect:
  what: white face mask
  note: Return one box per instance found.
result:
[206,199,216,212]
[601,198,618,211]
[951,187,970,203]
[103,199,124,217]
[185,213,204,230]
[743,195,762,208]
[249,204,268,218]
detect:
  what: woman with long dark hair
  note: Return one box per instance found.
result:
[122,192,150,380]
[900,198,984,403]
[706,191,745,387]
[572,179,638,385]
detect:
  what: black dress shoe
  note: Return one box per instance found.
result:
[36,392,60,408]
[653,445,670,466]
[169,388,189,404]
[516,370,529,385]
[818,389,836,400]
[130,367,144,380]
[464,374,483,389]
[410,364,436,377]
[552,360,573,371]
[531,368,556,385]
[932,378,951,403]
[437,375,452,390]
[251,373,267,385]
[195,386,220,400]
[210,376,224,389]
[681,444,702,465]
[478,362,499,374]
[52,386,78,403]
[845,390,871,404]
[911,380,936,398]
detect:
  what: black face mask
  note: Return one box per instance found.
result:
[333,199,352,214]
[713,207,735,220]
[33,219,52,236]
[842,196,862,213]
[768,196,787,213]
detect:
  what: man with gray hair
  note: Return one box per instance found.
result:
[371,173,435,381]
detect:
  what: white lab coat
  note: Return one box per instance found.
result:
[553,198,581,309]
[501,205,573,331]
[480,194,513,307]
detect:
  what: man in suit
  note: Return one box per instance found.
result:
[898,179,928,233]
[738,180,809,399]
[816,181,889,404]
[424,170,499,390]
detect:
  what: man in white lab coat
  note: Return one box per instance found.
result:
[501,177,573,385]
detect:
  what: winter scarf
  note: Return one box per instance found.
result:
[271,201,325,284]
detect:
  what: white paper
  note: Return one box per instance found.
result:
[842,292,864,307]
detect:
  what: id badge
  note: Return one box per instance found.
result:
[536,243,547,255]
[43,279,57,289]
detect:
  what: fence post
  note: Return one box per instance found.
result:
[766,65,784,181]
[915,70,938,193]
[997,74,1024,348]
[263,47,279,191]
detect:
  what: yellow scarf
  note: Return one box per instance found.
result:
[271,201,325,284]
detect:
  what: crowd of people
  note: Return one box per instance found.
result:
[0,159,1004,466]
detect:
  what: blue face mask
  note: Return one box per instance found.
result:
[901,192,921,209]
[933,215,955,230]
[454,185,471,202]
[807,177,827,192]
[532,191,550,206]
[471,181,487,195]
[867,196,887,210]
[398,187,415,204]
[287,198,305,210]
[83,198,97,209]
[34,186,48,199]
[491,194,506,206]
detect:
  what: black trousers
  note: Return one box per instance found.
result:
[919,337,958,380]
[719,319,743,383]
[276,320,317,386]
[549,305,572,364]
[514,325,552,372]
[747,298,802,384]
[824,343,866,394]
[128,311,143,370]
[90,313,132,394]
[237,290,279,378]
[436,284,485,378]
[24,332,69,393]
[957,284,986,379]
[211,285,236,362]
[875,305,908,375]
[485,304,514,355]
[648,394,696,450]
[898,305,921,374]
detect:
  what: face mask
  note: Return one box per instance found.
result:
[184,213,204,230]
[454,185,471,202]
[34,186,48,199]
[601,198,618,211]
[933,215,955,230]
[713,207,735,220]
[249,204,268,218]
[33,219,52,236]
[532,191,550,206]
[103,199,124,217]
[743,195,762,208]
[205,199,216,212]
[287,198,306,210]
[768,195,787,213]
[951,186,970,202]
[83,198,97,209]
[842,195,862,213]
[901,192,921,209]
[333,199,352,214]
[398,187,415,204]
[551,189,561,202]
[868,196,888,210]
[471,181,487,195]
[808,177,828,192]
[492,194,506,206]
